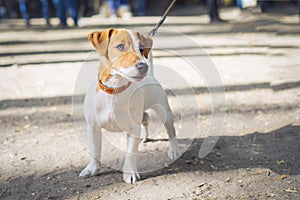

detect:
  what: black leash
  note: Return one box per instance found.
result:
[148,0,176,37]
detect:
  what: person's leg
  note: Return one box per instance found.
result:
[120,0,126,5]
[93,0,101,15]
[67,0,79,26]
[107,0,114,14]
[19,0,30,25]
[108,0,119,15]
[61,0,67,25]
[4,0,14,18]
[136,0,146,16]
[206,0,220,23]
[52,0,67,26]
[40,0,51,25]
[213,0,220,20]
[298,0,300,23]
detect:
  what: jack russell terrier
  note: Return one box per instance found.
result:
[79,28,181,183]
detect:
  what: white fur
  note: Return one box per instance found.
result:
[79,30,181,183]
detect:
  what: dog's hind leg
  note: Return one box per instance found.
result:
[79,123,102,178]
[152,96,181,160]
[140,112,150,142]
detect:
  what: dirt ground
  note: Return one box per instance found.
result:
[0,6,300,200]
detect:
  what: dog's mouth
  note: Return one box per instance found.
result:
[112,69,146,82]
[120,72,145,82]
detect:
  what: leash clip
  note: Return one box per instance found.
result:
[148,0,176,37]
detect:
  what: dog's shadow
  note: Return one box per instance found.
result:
[142,124,299,180]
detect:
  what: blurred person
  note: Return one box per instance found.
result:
[79,0,88,17]
[19,0,51,27]
[135,0,147,16]
[52,0,79,27]
[93,0,101,15]
[0,0,7,18]
[107,0,120,18]
[79,0,93,17]
[107,0,130,19]
[206,0,223,23]
[298,0,300,23]
[0,0,16,18]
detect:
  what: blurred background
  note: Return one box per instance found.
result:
[0,0,299,20]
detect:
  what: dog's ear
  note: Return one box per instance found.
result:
[136,32,153,59]
[88,28,114,56]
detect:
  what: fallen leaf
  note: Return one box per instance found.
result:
[285,180,293,184]
[215,152,222,157]
[284,189,298,193]
[276,160,287,165]
[280,172,291,180]
[210,164,218,170]
[23,124,31,130]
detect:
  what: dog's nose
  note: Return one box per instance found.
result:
[136,62,148,74]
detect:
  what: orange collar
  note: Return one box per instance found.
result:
[98,80,132,94]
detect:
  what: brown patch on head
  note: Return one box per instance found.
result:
[88,28,120,56]
[134,31,153,59]
[88,28,153,60]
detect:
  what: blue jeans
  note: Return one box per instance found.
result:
[52,0,78,25]
[206,0,219,22]
[107,0,127,15]
[19,0,50,20]
[107,0,120,14]
[136,0,146,16]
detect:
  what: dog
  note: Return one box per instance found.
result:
[79,28,181,183]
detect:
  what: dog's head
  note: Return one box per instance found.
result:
[88,28,153,82]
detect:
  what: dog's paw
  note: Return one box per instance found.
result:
[168,138,181,160]
[79,161,101,179]
[123,172,141,184]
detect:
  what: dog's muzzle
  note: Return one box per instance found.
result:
[136,62,148,75]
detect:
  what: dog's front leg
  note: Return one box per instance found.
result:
[123,128,141,184]
[79,123,102,178]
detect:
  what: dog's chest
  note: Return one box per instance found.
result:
[99,110,123,131]
[95,90,144,131]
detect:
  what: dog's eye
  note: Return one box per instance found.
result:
[139,45,145,53]
[116,44,126,51]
